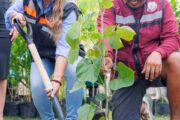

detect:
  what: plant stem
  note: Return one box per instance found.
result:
[98,1,110,119]
[113,49,118,78]
[105,71,111,120]
[92,82,95,97]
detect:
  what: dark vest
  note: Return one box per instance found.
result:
[23,0,81,60]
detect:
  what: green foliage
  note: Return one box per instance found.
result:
[170,0,180,32]
[66,22,80,48]
[117,26,136,41]
[8,35,30,86]
[78,103,96,120]
[95,93,106,101]
[109,62,134,90]
[107,33,123,49]
[76,58,101,84]
[68,48,79,64]
[86,48,101,59]
[7,35,31,101]
[99,0,113,9]
[70,81,84,93]
[66,0,136,119]
[66,22,81,64]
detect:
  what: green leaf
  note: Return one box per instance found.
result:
[99,116,106,120]
[70,81,84,93]
[78,1,89,13]
[103,0,113,9]
[76,58,101,83]
[91,32,101,39]
[104,26,116,38]
[100,0,113,9]
[78,104,96,120]
[66,22,80,48]
[107,33,124,49]
[86,48,100,59]
[68,47,79,64]
[170,0,176,11]
[117,26,136,41]
[95,93,106,101]
[109,62,134,90]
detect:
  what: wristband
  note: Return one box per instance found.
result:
[51,80,62,86]
[53,75,64,81]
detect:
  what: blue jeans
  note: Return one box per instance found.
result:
[30,57,83,120]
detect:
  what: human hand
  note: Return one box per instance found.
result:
[11,12,26,26]
[100,57,113,74]
[10,13,26,42]
[141,51,162,81]
[45,80,61,100]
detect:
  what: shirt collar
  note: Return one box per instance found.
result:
[36,0,53,15]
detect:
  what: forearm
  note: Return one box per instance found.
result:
[155,36,180,59]
[53,56,68,82]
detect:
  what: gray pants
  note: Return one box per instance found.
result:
[111,78,164,120]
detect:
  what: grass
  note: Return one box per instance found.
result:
[5,116,169,120]
[154,116,169,120]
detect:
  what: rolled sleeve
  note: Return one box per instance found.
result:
[55,10,77,58]
[4,0,24,30]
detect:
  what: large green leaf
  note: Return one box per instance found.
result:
[78,104,96,120]
[109,62,134,90]
[107,33,124,49]
[76,58,101,83]
[68,47,79,64]
[104,26,116,38]
[117,26,136,41]
[65,22,80,48]
[95,93,106,101]
[70,81,84,93]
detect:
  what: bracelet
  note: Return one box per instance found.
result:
[51,80,62,86]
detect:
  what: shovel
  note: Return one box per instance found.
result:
[13,19,65,120]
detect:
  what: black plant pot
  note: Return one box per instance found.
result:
[18,101,38,118]
[4,101,19,116]
[154,100,170,116]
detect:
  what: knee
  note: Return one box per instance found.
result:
[30,80,44,93]
[166,52,180,69]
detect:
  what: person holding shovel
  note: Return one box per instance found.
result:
[0,0,12,119]
[97,0,180,119]
[5,0,84,119]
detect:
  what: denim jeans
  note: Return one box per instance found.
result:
[30,57,83,120]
